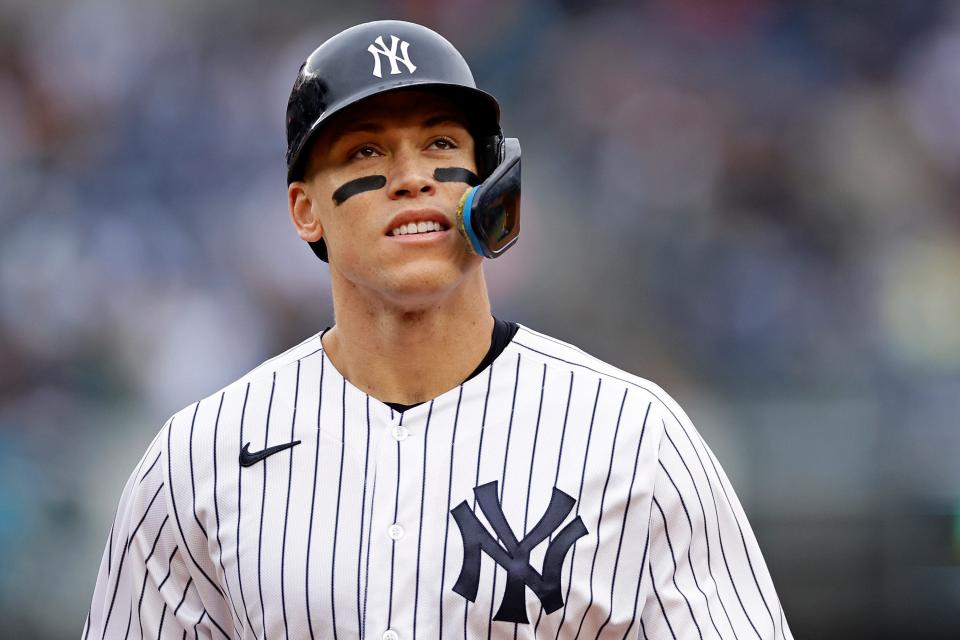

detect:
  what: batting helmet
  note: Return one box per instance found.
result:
[286,20,511,262]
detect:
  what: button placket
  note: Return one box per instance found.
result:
[390,416,407,540]
[385,413,408,547]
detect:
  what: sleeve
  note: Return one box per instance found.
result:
[637,406,793,640]
[82,421,234,639]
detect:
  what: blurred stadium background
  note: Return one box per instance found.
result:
[2,0,959,637]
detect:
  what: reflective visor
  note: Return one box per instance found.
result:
[459,138,520,258]
[473,187,519,256]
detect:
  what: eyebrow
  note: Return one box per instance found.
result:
[328,122,385,148]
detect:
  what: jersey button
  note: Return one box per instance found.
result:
[382,630,399,640]
[391,425,409,441]
[387,523,404,541]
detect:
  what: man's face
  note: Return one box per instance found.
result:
[289,89,482,307]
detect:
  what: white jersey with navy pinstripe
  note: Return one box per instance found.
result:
[84,323,792,639]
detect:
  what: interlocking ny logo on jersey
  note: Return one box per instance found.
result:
[450,481,588,624]
[367,35,417,78]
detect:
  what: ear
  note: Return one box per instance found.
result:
[288,181,324,242]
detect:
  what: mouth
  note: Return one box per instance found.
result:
[385,209,452,238]
[389,220,447,236]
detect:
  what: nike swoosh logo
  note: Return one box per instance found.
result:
[239,440,301,467]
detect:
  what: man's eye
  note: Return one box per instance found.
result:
[430,137,457,150]
[352,146,381,160]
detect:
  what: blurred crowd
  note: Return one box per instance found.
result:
[2,0,959,637]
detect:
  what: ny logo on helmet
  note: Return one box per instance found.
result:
[367,35,417,78]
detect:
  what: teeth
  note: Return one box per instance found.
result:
[390,220,444,236]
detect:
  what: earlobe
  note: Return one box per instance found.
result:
[288,182,324,242]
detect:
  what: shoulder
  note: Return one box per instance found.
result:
[160,330,325,458]
[511,323,693,432]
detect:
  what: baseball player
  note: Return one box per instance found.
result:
[84,20,792,639]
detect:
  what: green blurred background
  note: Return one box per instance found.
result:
[1,0,959,637]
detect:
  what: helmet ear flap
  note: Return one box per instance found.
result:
[457,137,520,259]
[475,132,504,180]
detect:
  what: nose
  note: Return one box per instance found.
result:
[386,149,437,199]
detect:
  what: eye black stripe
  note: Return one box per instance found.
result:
[434,167,480,186]
[332,175,387,205]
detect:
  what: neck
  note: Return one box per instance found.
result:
[322,268,495,405]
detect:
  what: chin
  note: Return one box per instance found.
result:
[332,247,483,308]
[377,257,480,308]
[383,272,462,308]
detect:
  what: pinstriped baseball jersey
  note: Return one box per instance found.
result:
[83,324,792,639]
